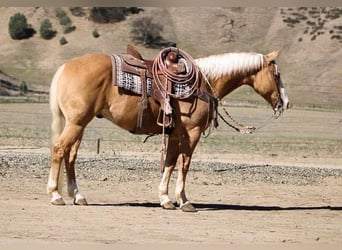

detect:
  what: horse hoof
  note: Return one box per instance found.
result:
[73,196,88,206]
[51,197,65,206]
[181,202,197,212]
[162,201,176,210]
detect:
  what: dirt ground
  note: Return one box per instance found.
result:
[0,103,342,247]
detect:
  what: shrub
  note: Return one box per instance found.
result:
[56,9,67,19]
[89,7,143,23]
[8,12,36,40]
[39,19,56,40]
[331,34,342,41]
[130,17,163,47]
[92,29,100,38]
[90,7,126,23]
[56,9,76,34]
[126,7,144,14]
[63,25,76,34]
[59,15,72,26]
[59,36,68,45]
[69,7,86,17]
[19,82,28,95]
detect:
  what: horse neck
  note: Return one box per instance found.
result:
[196,52,264,100]
[211,73,254,100]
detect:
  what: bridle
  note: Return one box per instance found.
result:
[271,62,285,118]
[201,60,286,135]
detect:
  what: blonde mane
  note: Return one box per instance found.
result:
[195,52,264,80]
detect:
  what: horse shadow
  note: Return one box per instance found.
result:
[89,202,342,211]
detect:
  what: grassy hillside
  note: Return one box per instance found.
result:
[0,7,341,109]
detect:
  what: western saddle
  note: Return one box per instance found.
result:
[118,45,190,134]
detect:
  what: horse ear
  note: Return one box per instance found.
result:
[265,50,280,62]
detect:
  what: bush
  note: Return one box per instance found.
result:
[59,36,68,45]
[89,7,143,23]
[59,15,72,26]
[130,17,163,47]
[56,9,67,19]
[92,29,100,38]
[56,9,76,34]
[125,7,144,15]
[39,19,56,40]
[19,82,28,95]
[63,25,76,34]
[8,12,36,40]
[69,7,86,17]
[90,7,126,23]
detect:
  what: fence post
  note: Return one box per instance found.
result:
[97,138,100,154]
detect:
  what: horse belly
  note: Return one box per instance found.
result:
[104,93,162,134]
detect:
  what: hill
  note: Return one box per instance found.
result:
[0,7,341,109]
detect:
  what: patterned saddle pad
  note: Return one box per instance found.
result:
[111,54,153,96]
[111,54,194,98]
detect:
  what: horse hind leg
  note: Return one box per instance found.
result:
[47,123,84,205]
[47,65,65,205]
[64,135,87,205]
[47,144,66,205]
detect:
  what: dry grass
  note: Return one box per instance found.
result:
[0,7,341,110]
[0,103,341,168]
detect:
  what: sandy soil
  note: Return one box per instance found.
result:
[0,104,342,247]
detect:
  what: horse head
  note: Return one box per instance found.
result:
[253,50,290,117]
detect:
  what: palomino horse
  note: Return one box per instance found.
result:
[47,49,289,212]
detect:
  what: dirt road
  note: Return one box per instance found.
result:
[1,149,342,246]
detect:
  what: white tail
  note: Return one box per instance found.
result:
[49,64,65,194]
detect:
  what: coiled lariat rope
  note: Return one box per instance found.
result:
[152,47,200,99]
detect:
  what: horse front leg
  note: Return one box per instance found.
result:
[175,127,201,212]
[175,153,195,212]
[158,136,179,210]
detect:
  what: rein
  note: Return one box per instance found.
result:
[200,71,280,135]
[216,104,280,134]
[218,105,256,134]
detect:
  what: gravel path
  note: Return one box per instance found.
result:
[2,150,342,186]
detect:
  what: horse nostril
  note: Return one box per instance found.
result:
[286,102,291,109]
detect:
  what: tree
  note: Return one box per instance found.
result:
[89,7,143,23]
[90,7,126,23]
[39,19,56,40]
[130,17,163,47]
[8,12,35,40]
